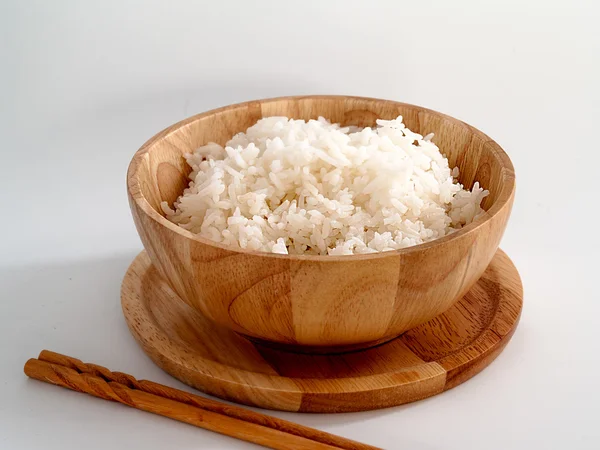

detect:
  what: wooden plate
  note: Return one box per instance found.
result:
[121,249,522,413]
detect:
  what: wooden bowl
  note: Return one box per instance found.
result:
[127,96,515,352]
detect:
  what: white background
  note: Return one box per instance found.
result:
[1,1,599,449]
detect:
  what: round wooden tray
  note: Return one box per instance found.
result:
[121,249,522,413]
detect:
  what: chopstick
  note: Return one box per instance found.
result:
[24,351,380,450]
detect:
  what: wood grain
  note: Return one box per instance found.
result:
[24,359,360,450]
[29,352,377,450]
[126,95,516,350]
[121,249,523,413]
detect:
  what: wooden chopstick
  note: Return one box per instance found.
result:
[24,351,380,450]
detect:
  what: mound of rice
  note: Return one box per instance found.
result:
[161,116,488,255]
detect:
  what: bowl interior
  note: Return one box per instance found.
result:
[131,96,512,241]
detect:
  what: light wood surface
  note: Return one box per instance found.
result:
[127,96,515,350]
[24,359,364,450]
[25,353,377,450]
[121,249,522,413]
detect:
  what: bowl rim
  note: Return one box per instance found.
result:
[127,95,515,262]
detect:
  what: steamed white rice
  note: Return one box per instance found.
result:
[161,116,488,255]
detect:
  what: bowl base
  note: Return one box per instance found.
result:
[121,249,522,413]
[241,334,400,355]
